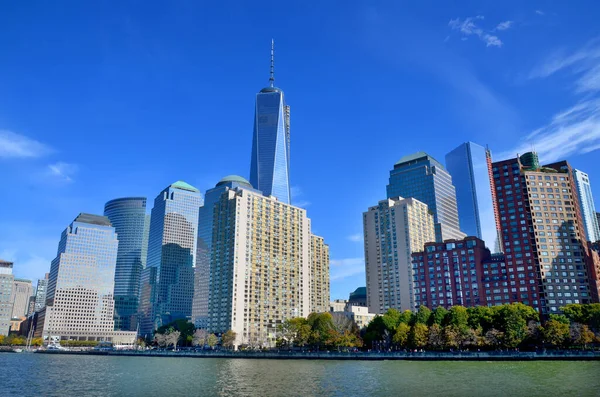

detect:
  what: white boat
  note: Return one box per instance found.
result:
[13,348,23,353]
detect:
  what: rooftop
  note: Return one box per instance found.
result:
[259,86,282,93]
[394,151,444,168]
[74,213,113,227]
[216,175,253,188]
[170,180,199,193]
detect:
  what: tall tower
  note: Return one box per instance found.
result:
[104,197,150,331]
[445,142,497,250]
[249,40,291,204]
[138,181,203,335]
[0,260,14,336]
[573,169,600,242]
[387,152,464,242]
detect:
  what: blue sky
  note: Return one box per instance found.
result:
[1,1,600,299]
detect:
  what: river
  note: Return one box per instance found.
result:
[1,354,599,396]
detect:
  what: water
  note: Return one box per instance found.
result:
[1,354,599,396]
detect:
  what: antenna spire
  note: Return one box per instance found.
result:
[269,39,275,87]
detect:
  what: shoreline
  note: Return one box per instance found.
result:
[27,349,600,361]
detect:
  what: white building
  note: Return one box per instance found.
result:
[330,300,376,329]
[574,169,600,242]
[363,197,435,314]
[0,260,14,336]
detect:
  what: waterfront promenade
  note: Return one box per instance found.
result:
[33,349,600,361]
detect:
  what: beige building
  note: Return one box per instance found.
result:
[11,278,33,318]
[330,300,376,329]
[310,235,330,314]
[363,197,435,314]
[207,188,329,348]
[329,299,348,313]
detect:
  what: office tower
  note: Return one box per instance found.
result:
[490,152,599,315]
[0,260,14,336]
[573,170,600,242]
[10,279,33,318]
[411,237,490,310]
[363,197,435,314]
[192,175,258,328]
[445,142,497,249]
[27,296,36,316]
[104,197,150,331]
[40,213,136,345]
[597,212,600,237]
[138,181,203,335]
[34,273,49,313]
[348,287,367,307]
[387,152,464,242]
[207,187,324,348]
[310,234,330,314]
[249,40,291,204]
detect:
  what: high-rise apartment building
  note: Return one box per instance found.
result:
[249,41,291,204]
[39,213,136,345]
[310,234,330,314]
[387,152,464,242]
[573,170,600,242]
[138,181,202,335]
[491,152,599,315]
[363,197,435,314]
[192,175,258,328]
[34,273,49,313]
[104,197,150,331]
[11,279,33,318]
[411,237,490,310]
[207,187,327,347]
[445,142,497,250]
[0,260,14,336]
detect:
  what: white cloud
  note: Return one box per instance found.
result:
[291,185,311,208]
[528,39,600,85]
[535,10,545,16]
[330,257,365,281]
[0,130,52,158]
[48,162,78,182]
[448,16,503,47]
[496,99,600,163]
[496,21,513,31]
[347,233,363,243]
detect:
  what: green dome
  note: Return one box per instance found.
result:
[170,180,199,193]
[216,175,253,188]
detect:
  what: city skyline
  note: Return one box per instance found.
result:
[2,2,600,300]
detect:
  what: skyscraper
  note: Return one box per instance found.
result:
[573,170,600,242]
[363,197,435,313]
[10,279,33,318]
[207,187,327,348]
[34,273,49,313]
[249,40,291,204]
[387,152,464,242]
[310,234,330,314]
[104,197,150,331]
[138,181,202,335]
[0,260,14,336]
[40,213,136,345]
[192,175,258,328]
[490,152,599,315]
[445,142,497,249]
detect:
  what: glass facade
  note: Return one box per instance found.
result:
[34,273,49,313]
[104,197,150,331]
[138,181,202,335]
[386,151,464,242]
[249,86,291,204]
[573,170,600,242]
[0,260,14,336]
[445,142,497,250]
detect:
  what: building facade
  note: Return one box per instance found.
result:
[34,273,49,313]
[192,175,258,328]
[10,279,33,318]
[387,152,464,242]
[40,213,136,345]
[491,152,598,315]
[310,234,330,314]
[573,169,600,242]
[138,181,203,335]
[249,41,291,204]
[363,197,436,314]
[445,142,497,250]
[348,287,367,307]
[207,187,321,348]
[411,237,490,310]
[104,197,150,331]
[0,260,14,336]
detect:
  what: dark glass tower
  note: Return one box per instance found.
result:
[249,40,291,204]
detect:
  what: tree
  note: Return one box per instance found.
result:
[427,323,444,350]
[207,334,218,349]
[570,323,595,348]
[381,309,402,332]
[484,329,504,349]
[443,325,460,349]
[414,306,432,325]
[467,306,495,332]
[392,323,410,348]
[409,323,429,349]
[222,330,237,350]
[331,312,354,333]
[541,319,570,348]
[447,306,469,329]
[155,333,167,347]
[494,303,537,348]
[31,338,44,347]
[307,313,335,348]
[156,319,195,347]
[165,330,181,350]
[193,329,208,347]
[431,307,448,326]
